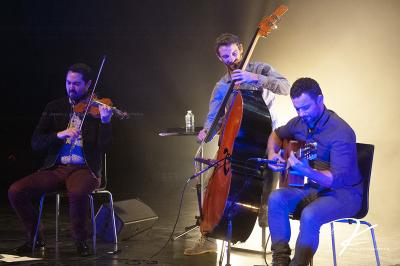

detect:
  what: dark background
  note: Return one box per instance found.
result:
[2,1,400,263]
[0,1,285,203]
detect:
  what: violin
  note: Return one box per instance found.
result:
[73,94,129,120]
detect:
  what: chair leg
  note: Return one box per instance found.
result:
[89,194,96,254]
[32,195,46,253]
[330,222,338,266]
[219,240,225,266]
[107,191,118,252]
[369,226,381,266]
[359,221,381,266]
[56,193,60,242]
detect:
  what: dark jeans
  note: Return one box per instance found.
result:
[8,164,100,242]
[268,185,362,266]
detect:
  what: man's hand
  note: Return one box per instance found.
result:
[287,151,310,176]
[231,70,258,85]
[197,128,208,143]
[287,151,333,187]
[99,104,113,123]
[57,127,80,140]
[267,151,286,172]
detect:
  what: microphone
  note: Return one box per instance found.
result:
[188,155,230,181]
[194,157,218,166]
[194,154,232,166]
[249,158,286,167]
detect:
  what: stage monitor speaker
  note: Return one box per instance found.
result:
[95,198,158,242]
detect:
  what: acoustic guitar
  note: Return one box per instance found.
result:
[279,140,318,188]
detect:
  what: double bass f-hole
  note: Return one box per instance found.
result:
[223,148,231,175]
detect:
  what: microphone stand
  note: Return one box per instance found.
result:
[186,153,226,182]
[172,150,227,241]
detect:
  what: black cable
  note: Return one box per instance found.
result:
[148,179,189,259]
[148,156,228,259]
[264,232,271,266]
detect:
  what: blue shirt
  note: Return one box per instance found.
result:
[275,107,363,193]
[58,112,85,165]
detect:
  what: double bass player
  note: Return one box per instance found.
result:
[185,33,290,256]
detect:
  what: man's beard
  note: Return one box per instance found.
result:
[301,116,317,129]
[228,60,241,71]
[68,91,88,104]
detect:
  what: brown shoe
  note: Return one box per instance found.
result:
[184,236,217,256]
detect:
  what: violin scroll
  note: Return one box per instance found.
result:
[92,99,130,120]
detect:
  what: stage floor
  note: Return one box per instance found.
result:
[0,183,398,266]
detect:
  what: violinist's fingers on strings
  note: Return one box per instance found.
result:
[99,104,112,113]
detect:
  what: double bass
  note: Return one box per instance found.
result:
[200,6,288,243]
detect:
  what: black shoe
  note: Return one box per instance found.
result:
[15,239,46,254]
[271,257,291,266]
[271,242,291,266]
[75,241,90,257]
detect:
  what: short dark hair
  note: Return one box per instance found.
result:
[68,63,93,83]
[215,33,242,55]
[290,77,323,100]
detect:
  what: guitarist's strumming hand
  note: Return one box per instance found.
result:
[287,151,334,188]
[287,151,311,176]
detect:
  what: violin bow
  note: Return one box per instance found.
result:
[79,55,107,130]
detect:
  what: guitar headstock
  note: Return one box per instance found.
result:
[258,5,288,37]
[299,142,318,161]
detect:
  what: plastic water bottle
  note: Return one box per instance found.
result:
[185,110,195,133]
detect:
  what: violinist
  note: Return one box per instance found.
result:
[185,33,290,256]
[8,63,113,256]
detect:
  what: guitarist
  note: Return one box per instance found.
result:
[185,33,290,256]
[267,78,363,266]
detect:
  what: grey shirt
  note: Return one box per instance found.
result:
[203,62,290,135]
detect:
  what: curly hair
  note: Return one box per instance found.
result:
[215,33,242,55]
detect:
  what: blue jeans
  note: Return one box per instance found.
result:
[268,184,362,265]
